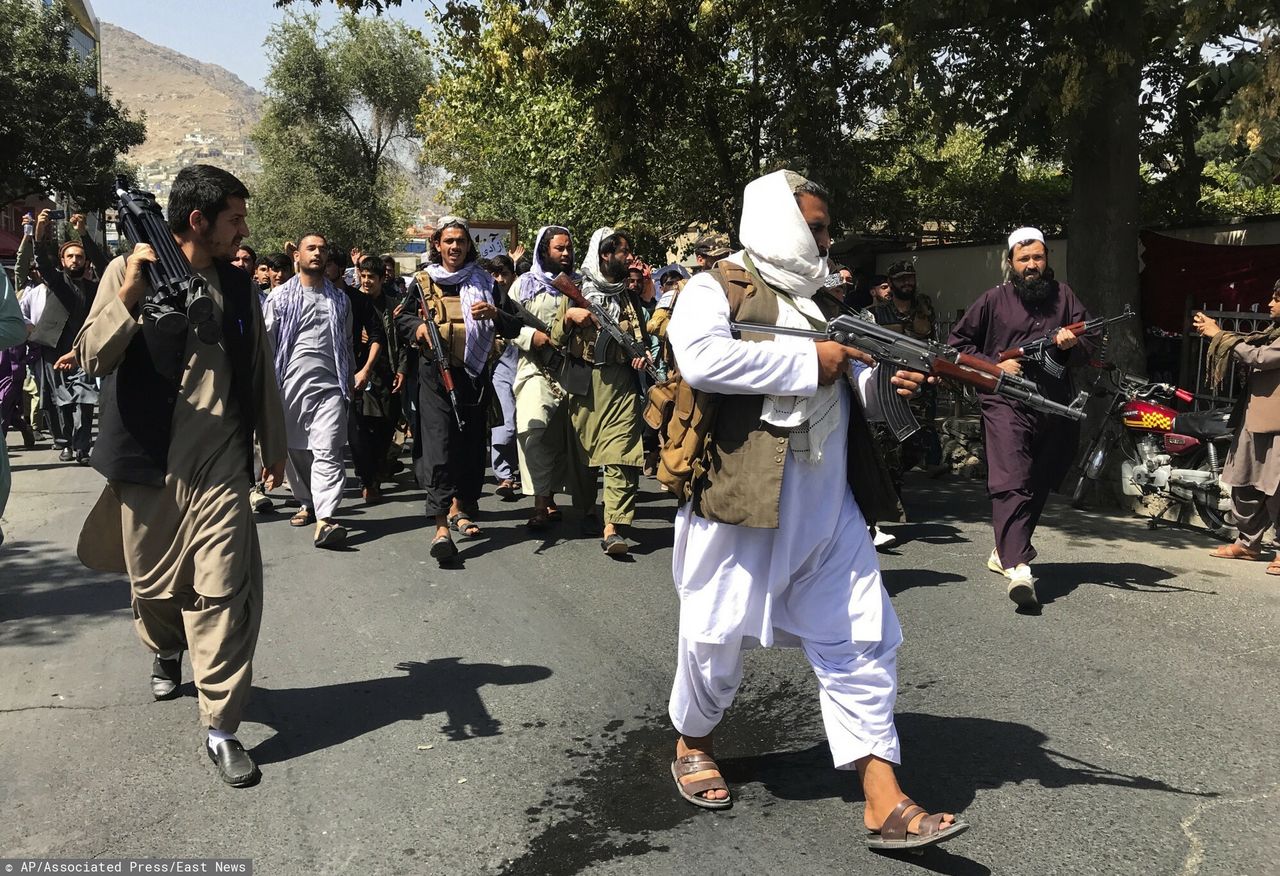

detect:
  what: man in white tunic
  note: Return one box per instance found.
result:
[665,170,968,851]
[263,234,353,548]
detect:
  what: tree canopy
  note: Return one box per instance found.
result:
[0,0,146,209]
[248,12,432,253]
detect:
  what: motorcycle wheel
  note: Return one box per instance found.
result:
[1070,431,1110,510]
[1070,471,1091,509]
[1192,493,1236,542]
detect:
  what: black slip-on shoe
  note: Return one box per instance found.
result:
[207,739,260,788]
[150,654,182,701]
[58,447,74,462]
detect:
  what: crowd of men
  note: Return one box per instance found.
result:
[3,161,1278,856]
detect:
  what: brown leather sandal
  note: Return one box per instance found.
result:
[866,798,969,850]
[671,752,732,810]
[1267,562,1280,576]
[1210,544,1263,560]
[289,508,314,527]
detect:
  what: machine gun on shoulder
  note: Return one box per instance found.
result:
[114,178,220,345]
[731,311,1089,441]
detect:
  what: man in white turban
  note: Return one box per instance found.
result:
[948,227,1088,608]
[664,169,969,851]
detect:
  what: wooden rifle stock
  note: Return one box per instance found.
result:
[932,356,998,392]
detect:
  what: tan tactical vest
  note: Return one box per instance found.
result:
[690,260,902,529]
[414,270,495,369]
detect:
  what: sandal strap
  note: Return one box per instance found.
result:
[916,812,948,837]
[879,799,924,842]
[674,753,719,775]
[680,775,728,797]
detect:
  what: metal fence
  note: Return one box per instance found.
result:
[1179,303,1271,409]
[935,314,980,418]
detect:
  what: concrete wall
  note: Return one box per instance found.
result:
[874,217,1280,319]
[874,238,1071,320]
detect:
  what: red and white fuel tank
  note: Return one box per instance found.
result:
[1121,400,1178,433]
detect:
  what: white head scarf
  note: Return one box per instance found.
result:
[732,170,845,464]
[580,227,624,287]
[738,169,829,298]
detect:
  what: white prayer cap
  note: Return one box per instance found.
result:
[1007,227,1045,252]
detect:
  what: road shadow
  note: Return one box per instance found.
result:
[725,712,1214,813]
[1032,561,1216,606]
[881,569,968,597]
[7,461,72,474]
[891,522,968,547]
[0,540,129,646]
[245,657,552,765]
[903,472,1232,552]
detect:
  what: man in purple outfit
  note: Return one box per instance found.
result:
[947,228,1087,609]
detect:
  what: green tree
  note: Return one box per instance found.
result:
[248,12,432,252]
[880,0,1276,369]
[0,0,145,207]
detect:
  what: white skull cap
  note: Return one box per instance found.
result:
[1007,227,1045,252]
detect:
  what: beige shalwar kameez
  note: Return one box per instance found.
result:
[75,256,286,732]
[512,289,593,503]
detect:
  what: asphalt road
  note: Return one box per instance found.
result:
[2,433,1276,876]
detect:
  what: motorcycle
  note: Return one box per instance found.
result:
[1070,365,1236,539]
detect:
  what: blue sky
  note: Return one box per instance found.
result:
[92,0,430,91]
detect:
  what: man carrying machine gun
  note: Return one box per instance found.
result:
[75,165,286,788]
[947,227,1088,609]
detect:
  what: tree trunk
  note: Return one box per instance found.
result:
[1065,22,1146,375]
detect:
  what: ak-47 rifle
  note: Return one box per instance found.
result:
[551,273,660,383]
[416,292,465,429]
[997,307,1135,378]
[731,311,1089,441]
[507,296,592,397]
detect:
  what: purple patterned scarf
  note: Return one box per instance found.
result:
[268,274,353,398]
[517,226,579,302]
[425,261,495,379]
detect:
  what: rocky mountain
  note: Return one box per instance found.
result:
[100,21,262,174]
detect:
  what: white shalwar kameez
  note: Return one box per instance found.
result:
[666,270,902,771]
[269,284,349,519]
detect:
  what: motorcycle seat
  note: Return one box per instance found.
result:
[1172,409,1232,441]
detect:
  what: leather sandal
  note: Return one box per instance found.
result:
[1209,544,1263,560]
[526,509,553,531]
[866,798,969,850]
[1267,562,1280,576]
[671,752,732,810]
[289,508,314,527]
[448,512,481,538]
[430,533,458,560]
